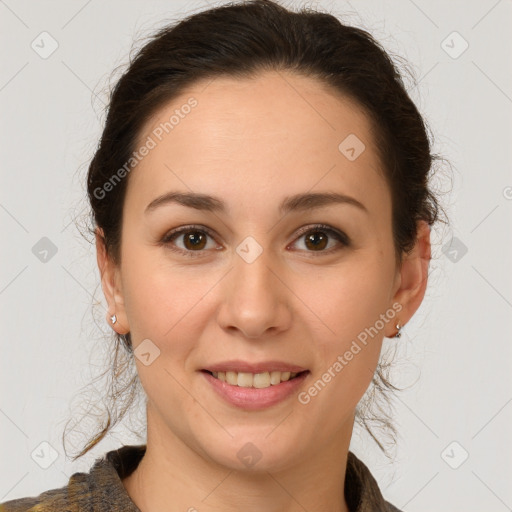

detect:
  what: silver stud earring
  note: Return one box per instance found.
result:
[394,322,402,338]
[110,314,117,325]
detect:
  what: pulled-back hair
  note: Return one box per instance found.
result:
[67,0,446,460]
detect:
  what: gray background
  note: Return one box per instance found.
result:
[1,0,511,510]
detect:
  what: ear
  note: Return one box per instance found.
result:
[95,228,130,335]
[387,220,431,337]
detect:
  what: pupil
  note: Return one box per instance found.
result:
[186,232,205,249]
[307,232,327,250]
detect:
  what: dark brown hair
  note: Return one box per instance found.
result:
[67,0,446,460]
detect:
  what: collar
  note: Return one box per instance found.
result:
[99,444,402,512]
[0,444,402,511]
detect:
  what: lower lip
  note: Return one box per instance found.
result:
[201,371,309,411]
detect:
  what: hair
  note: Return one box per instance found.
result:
[66,0,447,460]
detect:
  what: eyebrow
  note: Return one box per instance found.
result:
[144,191,368,215]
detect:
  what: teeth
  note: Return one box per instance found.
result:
[211,370,299,388]
[270,370,283,385]
[237,372,253,388]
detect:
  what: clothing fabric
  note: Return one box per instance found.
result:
[0,444,403,511]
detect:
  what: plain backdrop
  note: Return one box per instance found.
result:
[1,1,511,510]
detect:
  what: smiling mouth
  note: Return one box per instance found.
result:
[202,369,309,389]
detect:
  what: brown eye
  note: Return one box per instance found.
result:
[304,231,329,251]
[181,231,208,250]
[291,224,350,254]
[161,225,219,257]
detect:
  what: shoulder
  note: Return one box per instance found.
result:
[346,451,404,512]
[0,444,145,512]
[0,471,90,512]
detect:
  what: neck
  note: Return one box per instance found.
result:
[123,405,353,512]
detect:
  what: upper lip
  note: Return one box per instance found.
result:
[202,360,308,373]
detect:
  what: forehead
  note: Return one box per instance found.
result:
[126,70,389,217]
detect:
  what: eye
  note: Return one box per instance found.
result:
[161,223,350,258]
[290,224,350,254]
[161,225,220,257]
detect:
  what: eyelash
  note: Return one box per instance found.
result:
[160,224,350,258]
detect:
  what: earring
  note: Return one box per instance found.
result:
[110,314,117,325]
[394,322,402,338]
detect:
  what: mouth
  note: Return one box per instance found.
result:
[201,369,309,389]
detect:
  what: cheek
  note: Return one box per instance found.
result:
[122,225,216,345]
[293,296,386,430]
[294,254,393,399]
[120,257,216,405]
[120,243,214,343]
[299,256,393,342]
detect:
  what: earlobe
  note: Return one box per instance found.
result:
[388,220,432,336]
[95,228,130,335]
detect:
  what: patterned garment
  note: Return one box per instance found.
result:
[0,445,403,511]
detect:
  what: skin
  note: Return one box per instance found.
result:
[96,70,431,512]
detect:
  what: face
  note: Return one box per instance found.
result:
[98,70,429,473]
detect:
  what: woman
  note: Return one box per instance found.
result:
[1,0,441,510]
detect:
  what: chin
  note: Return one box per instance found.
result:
[198,430,301,474]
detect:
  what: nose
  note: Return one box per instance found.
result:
[216,246,292,339]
